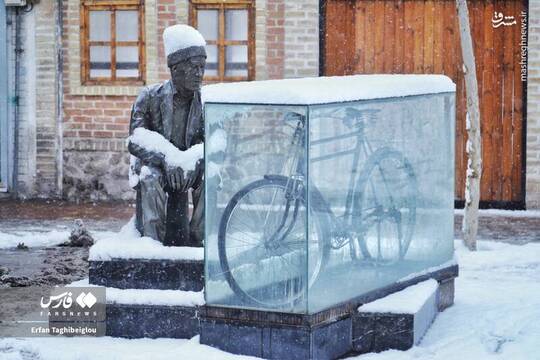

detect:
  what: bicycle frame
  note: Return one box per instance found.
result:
[272,111,378,250]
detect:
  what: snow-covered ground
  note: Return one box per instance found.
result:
[0,229,117,249]
[0,209,536,250]
[0,336,258,360]
[1,239,539,359]
[454,208,540,218]
[356,240,540,360]
[88,217,204,261]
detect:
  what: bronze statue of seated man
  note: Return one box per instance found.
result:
[127,25,206,247]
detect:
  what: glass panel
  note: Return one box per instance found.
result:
[205,104,309,313]
[116,10,139,42]
[225,45,248,77]
[116,46,139,78]
[307,94,455,313]
[89,46,111,78]
[204,44,218,77]
[197,10,218,41]
[89,11,111,41]
[225,10,248,41]
[204,93,455,315]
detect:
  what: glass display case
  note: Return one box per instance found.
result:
[203,75,456,314]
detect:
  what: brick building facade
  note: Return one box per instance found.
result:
[1,0,539,209]
[2,0,62,199]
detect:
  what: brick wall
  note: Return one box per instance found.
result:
[527,3,540,209]
[283,0,319,78]
[4,1,60,199]
[35,1,61,197]
[58,0,321,200]
[62,0,136,200]
[157,0,179,81]
[61,0,188,200]
[266,0,284,79]
[255,0,268,80]
[62,95,133,200]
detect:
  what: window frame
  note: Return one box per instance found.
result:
[80,0,146,86]
[189,0,255,82]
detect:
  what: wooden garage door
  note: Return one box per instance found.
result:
[323,0,527,208]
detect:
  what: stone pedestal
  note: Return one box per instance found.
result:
[90,259,203,291]
[106,303,199,339]
[352,279,441,353]
[200,265,458,360]
[89,257,204,339]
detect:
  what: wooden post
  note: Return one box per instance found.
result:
[456,0,481,251]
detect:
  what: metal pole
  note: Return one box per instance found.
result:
[12,6,21,195]
[55,0,64,197]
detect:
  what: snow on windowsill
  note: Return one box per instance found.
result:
[88,217,204,261]
[358,279,438,315]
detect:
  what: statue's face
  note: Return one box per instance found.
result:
[169,56,206,93]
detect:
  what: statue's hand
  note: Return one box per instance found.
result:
[165,158,203,192]
[184,159,204,191]
[166,165,185,191]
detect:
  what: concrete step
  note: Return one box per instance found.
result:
[104,286,204,339]
[352,279,440,354]
[89,258,204,291]
[106,303,200,339]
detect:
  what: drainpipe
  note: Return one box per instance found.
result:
[12,7,21,196]
[55,0,63,197]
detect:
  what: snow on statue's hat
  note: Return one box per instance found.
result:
[163,24,206,67]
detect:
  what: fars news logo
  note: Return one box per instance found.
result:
[39,287,106,320]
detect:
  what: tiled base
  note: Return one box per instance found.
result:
[200,266,458,360]
[89,259,204,291]
[200,317,351,360]
[352,282,439,353]
[105,303,200,339]
[352,313,414,352]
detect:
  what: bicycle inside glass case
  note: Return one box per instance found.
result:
[203,75,456,314]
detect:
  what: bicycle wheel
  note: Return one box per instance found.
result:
[351,147,417,264]
[218,176,330,309]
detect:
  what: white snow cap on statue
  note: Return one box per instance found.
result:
[163,24,206,57]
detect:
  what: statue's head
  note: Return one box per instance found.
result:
[163,25,207,94]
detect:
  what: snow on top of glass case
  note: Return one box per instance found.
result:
[202,74,455,105]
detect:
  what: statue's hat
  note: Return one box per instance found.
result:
[163,24,207,67]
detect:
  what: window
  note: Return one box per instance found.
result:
[190,0,255,82]
[81,0,145,85]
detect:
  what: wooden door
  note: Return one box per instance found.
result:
[323,0,527,208]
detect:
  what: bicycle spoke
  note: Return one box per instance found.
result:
[228,227,260,242]
[377,221,381,262]
[353,149,417,265]
[245,191,266,227]
[219,175,326,309]
[226,233,260,246]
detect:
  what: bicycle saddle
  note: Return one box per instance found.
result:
[343,107,380,128]
[283,111,305,124]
